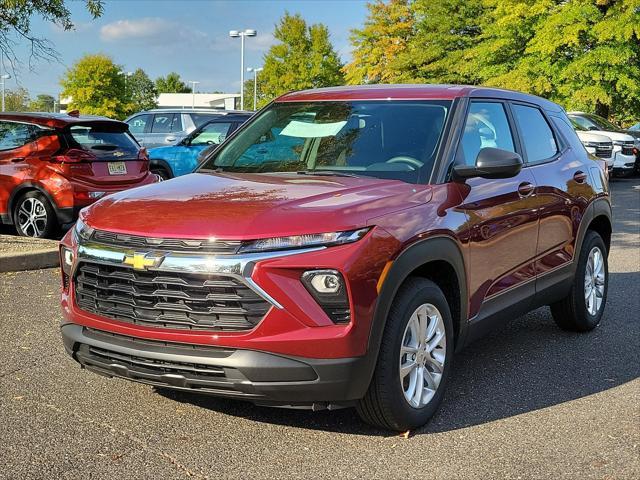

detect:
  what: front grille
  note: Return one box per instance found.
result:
[75,343,261,397]
[622,142,634,156]
[595,143,613,158]
[74,262,270,331]
[91,229,242,254]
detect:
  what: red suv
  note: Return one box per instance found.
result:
[0,112,157,237]
[59,86,611,431]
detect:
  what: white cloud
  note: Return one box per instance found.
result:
[100,17,207,46]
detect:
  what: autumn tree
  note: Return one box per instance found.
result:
[344,0,415,84]
[3,87,29,111]
[60,54,127,118]
[126,68,157,114]
[0,0,103,70]
[259,13,344,107]
[155,72,191,93]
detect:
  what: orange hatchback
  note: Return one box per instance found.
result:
[0,112,157,237]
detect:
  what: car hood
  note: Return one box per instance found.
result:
[575,131,611,143]
[81,172,432,239]
[586,130,634,142]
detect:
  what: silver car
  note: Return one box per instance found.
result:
[125,109,248,148]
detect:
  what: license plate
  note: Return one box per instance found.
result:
[108,162,127,175]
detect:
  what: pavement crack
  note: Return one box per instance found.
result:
[24,399,209,479]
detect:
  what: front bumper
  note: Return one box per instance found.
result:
[61,324,370,406]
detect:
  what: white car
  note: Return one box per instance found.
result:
[569,112,636,176]
[574,130,614,171]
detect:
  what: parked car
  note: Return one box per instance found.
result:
[0,112,157,238]
[573,128,614,173]
[621,123,640,174]
[60,85,611,431]
[125,109,250,148]
[147,113,252,179]
[568,112,637,176]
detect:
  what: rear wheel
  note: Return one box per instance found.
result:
[151,165,172,180]
[550,231,608,332]
[357,278,454,431]
[13,191,57,238]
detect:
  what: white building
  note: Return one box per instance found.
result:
[157,93,239,110]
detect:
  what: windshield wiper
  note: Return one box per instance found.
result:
[296,170,362,178]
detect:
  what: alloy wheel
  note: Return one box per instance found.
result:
[584,246,605,316]
[17,197,48,237]
[399,303,447,408]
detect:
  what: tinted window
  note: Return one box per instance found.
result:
[456,102,515,166]
[0,121,39,150]
[151,113,176,133]
[512,105,558,163]
[190,122,232,145]
[67,124,139,160]
[191,113,222,127]
[200,100,451,184]
[171,114,183,132]
[126,114,151,135]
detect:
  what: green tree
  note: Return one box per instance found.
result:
[259,13,344,107]
[242,76,266,111]
[3,87,29,111]
[344,0,415,84]
[28,93,56,111]
[0,0,103,69]
[126,68,157,114]
[60,54,127,118]
[155,72,191,93]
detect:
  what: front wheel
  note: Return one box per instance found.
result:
[13,191,57,238]
[550,230,608,332]
[357,278,454,431]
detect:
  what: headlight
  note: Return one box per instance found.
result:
[74,217,94,242]
[583,141,600,148]
[238,227,370,254]
[613,140,626,146]
[60,246,75,276]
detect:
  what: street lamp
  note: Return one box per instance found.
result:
[1,73,11,112]
[246,67,263,111]
[118,70,133,96]
[189,81,200,109]
[229,28,257,110]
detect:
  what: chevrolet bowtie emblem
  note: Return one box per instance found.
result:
[112,151,125,157]
[123,252,162,270]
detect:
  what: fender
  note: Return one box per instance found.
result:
[6,182,62,225]
[575,196,612,259]
[149,158,174,178]
[354,235,468,395]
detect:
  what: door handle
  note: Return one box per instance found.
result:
[517,182,535,197]
[574,171,588,183]
[165,136,176,142]
[11,157,25,163]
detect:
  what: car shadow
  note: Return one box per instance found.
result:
[158,271,639,436]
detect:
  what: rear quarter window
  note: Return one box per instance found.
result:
[66,124,139,160]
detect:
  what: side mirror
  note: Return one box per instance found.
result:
[453,147,523,180]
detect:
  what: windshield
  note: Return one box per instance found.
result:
[66,124,139,160]
[570,114,619,132]
[199,100,451,184]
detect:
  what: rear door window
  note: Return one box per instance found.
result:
[126,114,151,135]
[67,124,139,160]
[191,113,222,127]
[151,113,176,133]
[0,121,39,150]
[512,104,558,163]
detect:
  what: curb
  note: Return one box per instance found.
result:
[0,249,60,273]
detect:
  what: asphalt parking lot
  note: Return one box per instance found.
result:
[1,178,638,479]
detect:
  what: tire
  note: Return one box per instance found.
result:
[550,231,608,332]
[356,278,454,431]
[13,191,58,238]
[151,165,172,180]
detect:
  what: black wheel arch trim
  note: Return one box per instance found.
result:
[149,158,174,178]
[6,182,61,226]
[357,235,468,397]
[575,197,612,261]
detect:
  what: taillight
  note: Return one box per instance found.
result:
[51,148,97,163]
[138,147,149,161]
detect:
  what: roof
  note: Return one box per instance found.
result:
[0,112,125,129]
[276,84,563,112]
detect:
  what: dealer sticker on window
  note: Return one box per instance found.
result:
[107,162,127,175]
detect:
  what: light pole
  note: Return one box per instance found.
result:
[118,70,132,97]
[1,73,11,112]
[246,67,263,111]
[189,81,200,109]
[229,29,257,110]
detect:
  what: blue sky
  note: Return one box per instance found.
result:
[4,0,369,98]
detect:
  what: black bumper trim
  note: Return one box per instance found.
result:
[61,324,371,405]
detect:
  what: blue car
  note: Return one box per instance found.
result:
[148,113,251,179]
